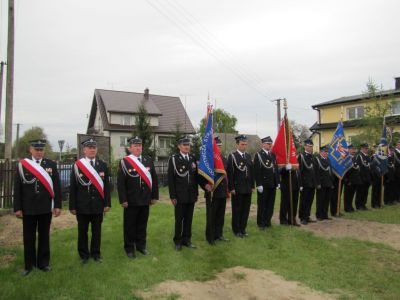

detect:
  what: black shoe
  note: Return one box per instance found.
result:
[280,221,289,226]
[300,220,308,225]
[137,248,149,256]
[216,236,230,242]
[126,252,136,259]
[93,257,103,263]
[266,222,272,228]
[80,258,89,264]
[183,243,197,249]
[175,244,182,251]
[22,269,32,276]
[317,218,324,221]
[39,266,51,272]
[208,240,216,245]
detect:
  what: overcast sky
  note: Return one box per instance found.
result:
[0,0,399,149]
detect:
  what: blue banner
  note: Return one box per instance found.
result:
[372,124,388,176]
[198,109,215,184]
[328,121,353,178]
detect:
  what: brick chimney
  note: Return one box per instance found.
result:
[144,88,149,100]
[395,77,400,90]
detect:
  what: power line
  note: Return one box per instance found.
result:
[146,0,270,98]
[164,0,267,88]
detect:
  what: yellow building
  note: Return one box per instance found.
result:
[310,77,400,152]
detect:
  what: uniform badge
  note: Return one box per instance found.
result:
[240,162,243,166]
[79,173,83,177]
[182,166,186,169]
[99,172,105,177]
[128,169,132,173]
[180,169,183,172]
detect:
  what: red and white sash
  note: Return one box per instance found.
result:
[75,158,104,199]
[19,158,55,199]
[123,155,152,189]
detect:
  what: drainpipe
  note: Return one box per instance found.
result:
[312,106,322,149]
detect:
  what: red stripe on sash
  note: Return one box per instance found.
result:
[75,160,105,199]
[123,157,152,189]
[20,160,55,198]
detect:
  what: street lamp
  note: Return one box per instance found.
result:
[58,140,65,162]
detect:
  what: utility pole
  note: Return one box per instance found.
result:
[4,0,15,160]
[271,98,283,132]
[0,62,5,125]
[15,123,20,158]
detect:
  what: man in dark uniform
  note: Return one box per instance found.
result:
[298,139,317,225]
[279,163,302,226]
[370,145,387,209]
[393,140,400,203]
[355,143,372,210]
[69,138,111,263]
[168,136,198,251]
[314,145,334,221]
[118,137,159,258]
[343,144,362,212]
[384,146,396,205]
[204,136,229,245]
[227,134,255,237]
[14,139,62,276]
[253,136,280,230]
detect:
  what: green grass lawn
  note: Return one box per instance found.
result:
[1,194,400,299]
[343,203,400,224]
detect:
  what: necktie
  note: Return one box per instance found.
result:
[185,155,189,162]
[138,157,141,162]
[36,160,40,164]
[90,160,94,167]
[242,154,245,159]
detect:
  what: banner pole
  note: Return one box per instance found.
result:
[336,177,342,217]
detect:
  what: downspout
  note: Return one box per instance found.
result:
[312,106,322,149]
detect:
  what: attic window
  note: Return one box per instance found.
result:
[392,102,400,115]
[346,106,364,120]
[121,115,133,126]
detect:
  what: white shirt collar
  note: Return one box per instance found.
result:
[85,157,96,164]
[237,149,245,156]
[263,149,270,155]
[305,150,312,155]
[180,152,189,159]
[32,157,42,164]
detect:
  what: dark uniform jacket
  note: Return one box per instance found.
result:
[168,153,199,204]
[344,155,362,186]
[117,155,159,206]
[314,155,334,188]
[253,150,280,189]
[298,152,317,188]
[280,167,302,191]
[385,155,395,184]
[393,149,400,179]
[69,158,111,214]
[227,151,255,194]
[14,158,62,215]
[356,152,372,184]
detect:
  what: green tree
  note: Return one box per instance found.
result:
[133,103,155,157]
[290,120,311,151]
[190,133,201,160]
[351,78,394,148]
[12,126,55,159]
[199,108,237,137]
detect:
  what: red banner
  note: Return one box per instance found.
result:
[272,115,298,166]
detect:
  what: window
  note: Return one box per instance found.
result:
[346,106,364,120]
[120,136,130,147]
[121,115,132,126]
[392,102,400,115]
[159,137,171,149]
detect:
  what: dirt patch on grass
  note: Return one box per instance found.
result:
[137,266,335,300]
[300,218,400,250]
[0,253,16,268]
[0,212,76,248]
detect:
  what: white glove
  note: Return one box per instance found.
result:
[286,163,292,170]
[257,186,263,193]
[276,184,280,190]
[300,187,303,192]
